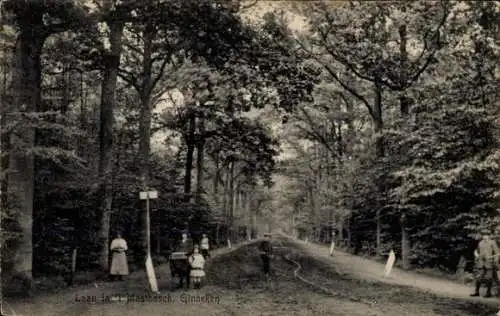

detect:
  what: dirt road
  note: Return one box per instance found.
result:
[289,237,499,302]
[4,236,499,316]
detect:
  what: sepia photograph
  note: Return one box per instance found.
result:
[0,0,499,315]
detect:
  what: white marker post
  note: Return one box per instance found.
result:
[71,248,77,275]
[384,250,396,277]
[227,239,232,249]
[330,232,336,256]
[140,190,159,293]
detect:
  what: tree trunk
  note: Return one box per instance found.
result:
[229,160,235,227]
[212,151,220,204]
[183,113,195,200]
[245,190,251,240]
[223,167,229,220]
[374,77,384,257]
[195,117,205,203]
[252,211,257,237]
[398,22,412,266]
[139,24,154,258]
[1,26,11,210]
[401,215,410,269]
[97,19,124,272]
[373,78,384,158]
[236,189,242,219]
[6,19,47,293]
[215,222,220,245]
[338,217,344,246]
[346,215,352,250]
[399,15,410,117]
[376,209,381,257]
[78,72,87,158]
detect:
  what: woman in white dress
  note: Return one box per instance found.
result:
[188,244,205,288]
[110,233,129,281]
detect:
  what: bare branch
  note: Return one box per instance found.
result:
[407,1,450,86]
[295,35,375,119]
[117,68,141,92]
[150,57,171,93]
[298,107,337,155]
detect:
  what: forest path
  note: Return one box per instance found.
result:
[3,240,255,316]
[4,236,500,316]
[288,236,498,303]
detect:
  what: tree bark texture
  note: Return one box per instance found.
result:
[245,190,251,240]
[373,78,384,158]
[399,14,410,117]
[376,209,381,257]
[195,117,205,203]
[183,112,196,200]
[401,215,410,269]
[374,78,384,257]
[6,18,47,293]
[212,152,220,205]
[229,160,235,226]
[97,18,124,272]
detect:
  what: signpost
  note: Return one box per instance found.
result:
[140,190,159,293]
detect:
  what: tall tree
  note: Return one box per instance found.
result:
[95,0,135,272]
[2,0,90,293]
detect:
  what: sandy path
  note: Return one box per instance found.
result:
[287,236,500,306]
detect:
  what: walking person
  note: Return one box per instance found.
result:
[259,233,273,277]
[188,245,206,289]
[110,233,129,281]
[471,229,500,297]
[200,233,210,260]
[174,231,194,288]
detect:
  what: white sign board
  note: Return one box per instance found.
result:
[145,255,159,293]
[384,250,396,277]
[140,191,158,200]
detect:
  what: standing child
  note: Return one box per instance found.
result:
[188,245,206,289]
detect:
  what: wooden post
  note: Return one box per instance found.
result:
[401,214,410,270]
[71,248,77,274]
[140,190,159,293]
[146,193,151,257]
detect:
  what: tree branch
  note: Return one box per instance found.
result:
[150,57,171,93]
[117,68,141,92]
[299,107,337,155]
[295,37,375,119]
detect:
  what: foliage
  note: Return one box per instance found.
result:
[274,0,500,271]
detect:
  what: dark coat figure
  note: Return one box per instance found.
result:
[471,230,500,297]
[170,232,193,289]
[176,237,194,254]
[259,233,273,276]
